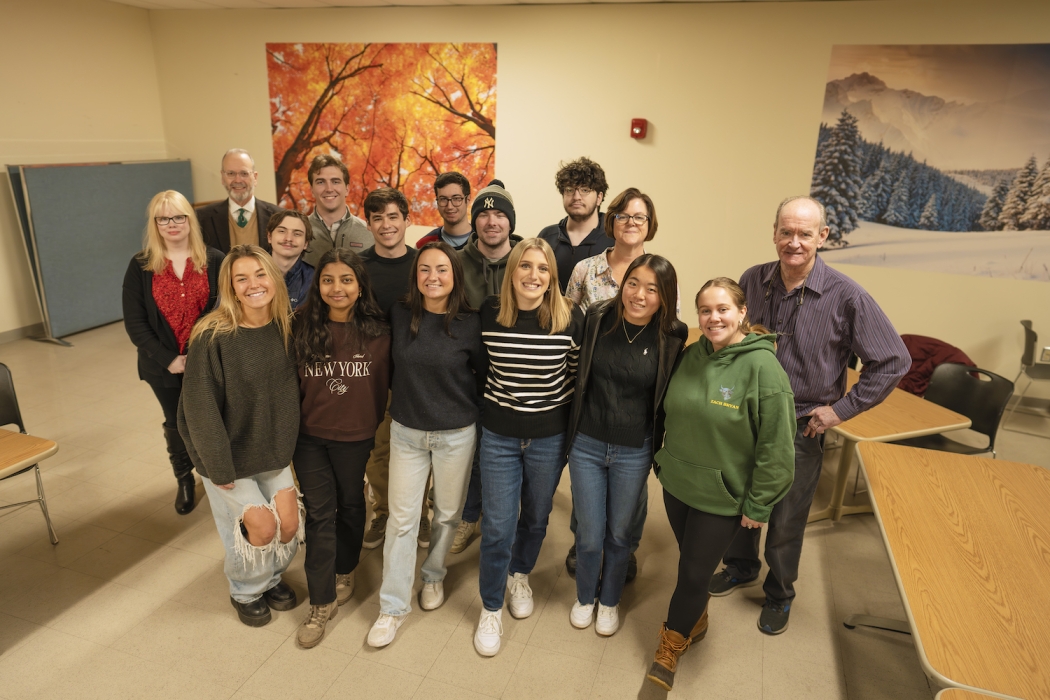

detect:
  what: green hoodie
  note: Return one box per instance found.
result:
[655,332,795,522]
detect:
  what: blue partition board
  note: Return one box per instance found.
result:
[19,161,193,339]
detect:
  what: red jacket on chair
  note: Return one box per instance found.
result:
[898,334,976,396]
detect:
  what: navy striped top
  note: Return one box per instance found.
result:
[480,297,585,438]
[739,256,909,421]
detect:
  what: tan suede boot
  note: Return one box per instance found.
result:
[645,624,692,691]
[689,595,711,642]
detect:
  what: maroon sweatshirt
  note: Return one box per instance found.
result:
[299,324,391,442]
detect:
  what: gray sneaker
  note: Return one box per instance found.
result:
[708,569,759,597]
[296,602,338,648]
[417,514,431,549]
[363,515,387,550]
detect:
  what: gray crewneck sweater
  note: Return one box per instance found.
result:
[177,322,300,484]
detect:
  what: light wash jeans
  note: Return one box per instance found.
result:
[379,420,476,616]
[201,466,303,604]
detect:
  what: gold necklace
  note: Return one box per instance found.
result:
[623,318,649,344]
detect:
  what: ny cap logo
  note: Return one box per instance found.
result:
[484,197,495,209]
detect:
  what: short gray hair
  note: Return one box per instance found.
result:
[221,148,255,169]
[774,196,827,231]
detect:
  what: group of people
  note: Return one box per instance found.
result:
[122,150,910,690]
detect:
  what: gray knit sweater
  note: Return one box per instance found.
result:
[177,322,300,485]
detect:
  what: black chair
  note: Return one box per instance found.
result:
[0,363,59,544]
[890,362,1013,459]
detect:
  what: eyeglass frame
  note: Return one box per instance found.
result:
[562,186,596,198]
[612,213,651,225]
[435,195,466,207]
[155,215,189,226]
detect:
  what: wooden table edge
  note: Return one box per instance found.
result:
[832,418,972,444]
[0,433,59,477]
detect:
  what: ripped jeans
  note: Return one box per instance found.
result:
[201,467,304,604]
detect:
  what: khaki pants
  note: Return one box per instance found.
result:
[366,394,430,521]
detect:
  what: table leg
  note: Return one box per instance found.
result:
[843,615,911,635]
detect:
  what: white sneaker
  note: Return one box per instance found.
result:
[507,573,534,619]
[367,613,406,647]
[449,519,477,554]
[420,581,445,610]
[570,599,597,629]
[595,604,619,636]
[473,608,503,657]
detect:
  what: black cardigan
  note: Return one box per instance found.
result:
[565,299,688,460]
[122,248,225,388]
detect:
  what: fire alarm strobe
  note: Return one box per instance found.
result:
[630,118,648,139]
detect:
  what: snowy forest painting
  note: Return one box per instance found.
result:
[811,45,1050,282]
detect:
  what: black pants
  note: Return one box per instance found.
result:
[150,384,182,428]
[294,433,375,605]
[721,417,824,605]
[663,489,740,635]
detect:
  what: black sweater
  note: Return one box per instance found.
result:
[121,248,225,388]
[481,298,584,438]
[389,303,485,431]
[360,246,416,317]
[177,323,300,485]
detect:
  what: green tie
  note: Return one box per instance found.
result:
[237,208,248,227]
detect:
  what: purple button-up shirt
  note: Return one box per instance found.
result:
[739,256,909,422]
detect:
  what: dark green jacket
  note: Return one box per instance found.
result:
[655,332,795,522]
[457,232,524,309]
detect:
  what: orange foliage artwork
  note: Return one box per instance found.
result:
[267,42,497,226]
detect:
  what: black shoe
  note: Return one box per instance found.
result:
[758,600,791,635]
[231,596,272,627]
[708,569,759,597]
[565,545,577,577]
[174,475,195,515]
[263,580,298,611]
[625,553,638,583]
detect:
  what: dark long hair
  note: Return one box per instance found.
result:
[293,248,388,364]
[403,241,475,339]
[607,254,680,337]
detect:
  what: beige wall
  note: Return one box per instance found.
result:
[0,0,167,339]
[3,0,1049,394]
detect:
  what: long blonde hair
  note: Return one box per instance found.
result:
[496,238,573,333]
[140,190,208,274]
[189,245,292,347]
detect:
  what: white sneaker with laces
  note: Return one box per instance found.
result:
[420,581,445,610]
[507,573,534,619]
[570,599,597,629]
[473,608,503,656]
[595,603,619,636]
[367,613,406,647]
[450,519,477,554]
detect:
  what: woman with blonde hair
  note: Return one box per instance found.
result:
[473,238,585,656]
[177,245,303,628]
[122,190,224,514]
[646,277,795,690]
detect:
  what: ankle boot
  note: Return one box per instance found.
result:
[645,624,692,691]
[689,595,711,642]
[163,423,196,515]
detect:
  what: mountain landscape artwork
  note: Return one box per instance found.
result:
[810,44,1050,282]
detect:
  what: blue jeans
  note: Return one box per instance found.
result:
[461,427,483,523]
[478,428,567,612]
[201,467,302,604]
[569,481,648,553]
[380,420,476,616]
[568,433,652,608]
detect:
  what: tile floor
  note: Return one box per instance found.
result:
[1,322,1048,700]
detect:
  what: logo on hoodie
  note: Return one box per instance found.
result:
[720,385,734,401]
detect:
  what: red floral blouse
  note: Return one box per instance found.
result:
[152,259,209,353]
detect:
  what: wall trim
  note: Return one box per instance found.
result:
[0,323,45,347]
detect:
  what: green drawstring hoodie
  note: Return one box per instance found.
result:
[655,332,796,522]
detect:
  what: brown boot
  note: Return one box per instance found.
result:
[645,624,691,691]
[689,595,711,642]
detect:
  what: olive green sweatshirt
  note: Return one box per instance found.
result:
[655,332,795,522]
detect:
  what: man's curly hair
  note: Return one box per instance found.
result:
[554,157,608,196]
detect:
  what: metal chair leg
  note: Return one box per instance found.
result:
[1001,375,1030,431]
[843,615,911,635]
[33,464,59,545]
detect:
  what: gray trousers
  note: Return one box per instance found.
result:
[721,417,824,605]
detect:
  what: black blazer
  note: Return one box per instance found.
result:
[122,248,225,388]
[195,198,279,253]
[565,299,688,460]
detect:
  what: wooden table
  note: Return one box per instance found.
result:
[854,442,1050,700]
[0,428,58,477]
[807,369,971,522]
[935,691,1003,700]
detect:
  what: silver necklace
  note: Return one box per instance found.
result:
[623,318,649,344]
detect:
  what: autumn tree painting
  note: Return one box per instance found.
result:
[267,42,497,226]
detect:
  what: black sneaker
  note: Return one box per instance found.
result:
[231,596,272,627]
[625,553,638,583]
[708,569,759,597]
[565,545,577,577]
[758,600,791,635]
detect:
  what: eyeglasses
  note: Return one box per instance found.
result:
[613,214,650,225]
[155,215,188,225]
[562,187,595,197]
[436,195,466,206]
[223,170,254,179]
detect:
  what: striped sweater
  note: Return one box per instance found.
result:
[480,297,585,438]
